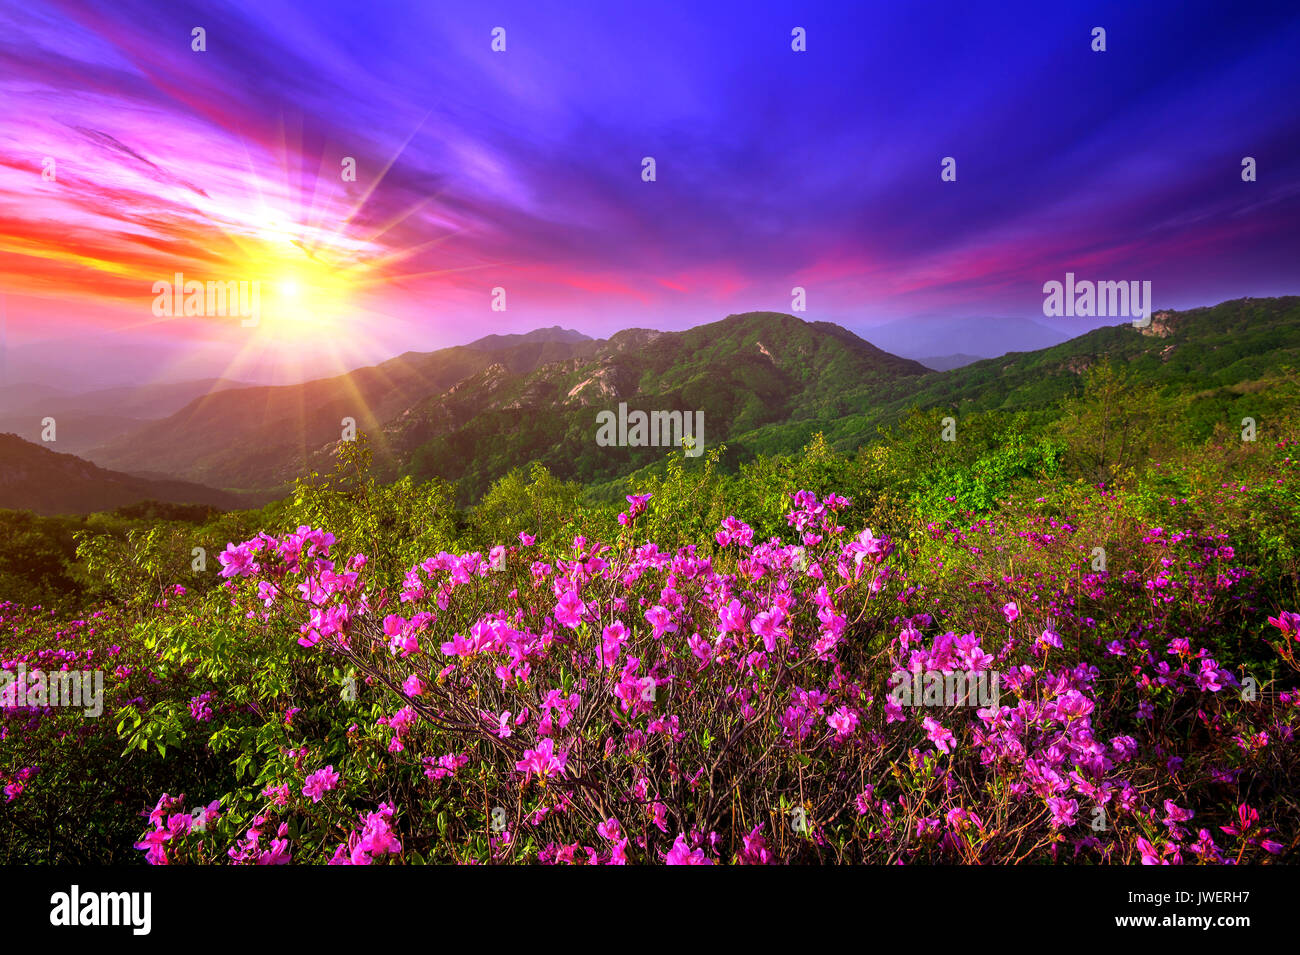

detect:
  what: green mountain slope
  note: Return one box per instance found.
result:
[728,296,1300,459]
[86,336,599,492]
[70,297,1299,505]
[383,311,932,499]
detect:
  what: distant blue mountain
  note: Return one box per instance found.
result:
[916,353,984,371]
[859,315,1069,360]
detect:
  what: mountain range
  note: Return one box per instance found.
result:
[81,313,931,500]
[83,333,603,491]
[1,296,1296,514]
[0,433,238,515]
[0,378,252,455]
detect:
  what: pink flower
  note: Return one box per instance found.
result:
[599,621,630,668]
[257,581,280,606]
[751,607,787,652]
[827,706,859,739]
[606,838,629,864]
[1046,797,1079,828]
[383,614,418,656]
[134,827,171,865]
[1162,800,1194,827]
[189,692,214,722]
[1267,610,1300,638]
[855,787,875,815]
[333,803,402,865]
[597,818,622,842]
[515,737,568,781]
[440,632,475,656]
[738,825,772,864]
[664,833,713,865]
[718,599,748,634]
[303,765,340,803]
[424,752,469,781]
[687,633,712,669]
[922,717,955,754]
[715,516,754,548]
[217,542,258,578]
[554,590,586,629]
[624,493,652,520]
[403,673,425,697]
[1220,803,1259,836]
[645,605,678,640]
[1136,837,1168,865]
[1001,602,1020,624]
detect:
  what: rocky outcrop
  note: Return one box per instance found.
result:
[1140,310,1177,338]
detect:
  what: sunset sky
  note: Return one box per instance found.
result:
[1,0,1298,387]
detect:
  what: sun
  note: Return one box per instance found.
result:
[144,113,479,379]
[226,231,371,346]
[254,262,352,344]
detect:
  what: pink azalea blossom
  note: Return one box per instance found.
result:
[664,833,713,865]
[303,765,340,803]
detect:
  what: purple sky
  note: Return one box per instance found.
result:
[1,0,1298,387]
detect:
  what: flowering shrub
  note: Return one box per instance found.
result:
[0,596,229,863]
[123,491,1299,864]
[5,425,1298,865]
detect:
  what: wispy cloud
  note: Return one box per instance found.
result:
[0,0,1297,384]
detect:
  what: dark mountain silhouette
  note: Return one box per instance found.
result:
[0,433,238,516]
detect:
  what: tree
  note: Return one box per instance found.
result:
[1055,362,1166,487]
